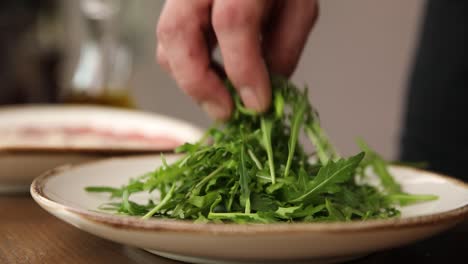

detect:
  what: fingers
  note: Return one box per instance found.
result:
[264,0,319,76]
[212,0,272,113]
[156,0,317,118]
[156,45,171,74]
[156,0,233,120]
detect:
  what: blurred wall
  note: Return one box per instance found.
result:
[292,0,425,159]
[65,0,425,160]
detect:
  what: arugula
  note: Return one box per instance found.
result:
[86,75,437,223]
[261,118,275,184]
[239,142,251,213]
[357,139,401,194]
[284,92,307,177]
[290,152,364,203]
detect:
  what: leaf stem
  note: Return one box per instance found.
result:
[261,118,275,184]
[142,184,176,219]
[305,122,338,164]
[191,165,226,196]
[248,149,263,170]
[240,143,251,214]
[285,98,307,177]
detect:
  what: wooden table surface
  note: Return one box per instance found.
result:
[1,194,467,264]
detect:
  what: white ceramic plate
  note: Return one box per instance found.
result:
[0,105,203,193]
[31,154,468,264]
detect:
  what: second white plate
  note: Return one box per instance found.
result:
[0,105,203,192]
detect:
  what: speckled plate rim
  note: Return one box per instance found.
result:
[31,155,468,236]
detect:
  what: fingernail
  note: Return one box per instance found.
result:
[201,101,227,120]
[240,87,262,111]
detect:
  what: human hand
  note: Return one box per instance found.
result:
[156,0,319,120]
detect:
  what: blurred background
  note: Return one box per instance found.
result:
[0,0,425,160]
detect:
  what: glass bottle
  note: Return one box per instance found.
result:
[62,0,134,108]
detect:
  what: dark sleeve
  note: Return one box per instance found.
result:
[400,0,468,180]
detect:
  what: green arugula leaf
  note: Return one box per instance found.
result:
[290,152,365,203]
[284,95,307,177]
[250,193,278,212]
[261,118,275,184]
[275,206,302,219]
[387,193,438,206]
[358,139,401,194]
[305,121,338,165]
[142,184,176,219]
[239,142,251,213]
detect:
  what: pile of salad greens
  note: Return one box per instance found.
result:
[86,75,437,223]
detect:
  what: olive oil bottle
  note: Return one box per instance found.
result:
[61,0,134,108]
